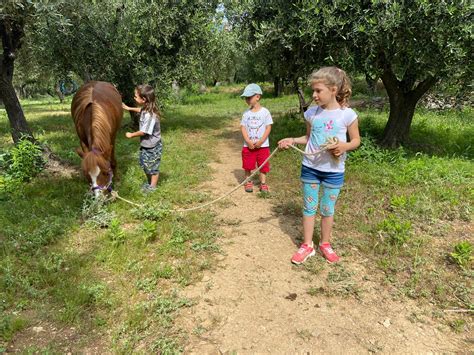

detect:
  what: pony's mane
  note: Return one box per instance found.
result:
[72,86,93,127]
[91,102,113,155]
[72,83,113,155]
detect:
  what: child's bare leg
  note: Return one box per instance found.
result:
[149,173,159,188]
[146,174,151,184]
[259,172,266,184]
[244,170,251,179]
[303,215,316,246]
[320,215,334,244]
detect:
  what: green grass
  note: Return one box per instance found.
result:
[0,89,253,351]
[0,80,472,350]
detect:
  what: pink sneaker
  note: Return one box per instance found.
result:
[319,243,340,263]
[244,181,253,193]
[291,243,316,265]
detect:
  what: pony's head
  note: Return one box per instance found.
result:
[77,147,113,196]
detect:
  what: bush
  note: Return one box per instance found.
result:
[0,137,45,197]
[5,138,45,182]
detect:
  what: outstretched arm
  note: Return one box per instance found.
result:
[278,122,310,149]
[122,103,141,113]
[125,131,145,138]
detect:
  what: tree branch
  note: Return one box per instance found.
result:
[412,76,438,102]
[293,78,312,114]
[377,51,401,99]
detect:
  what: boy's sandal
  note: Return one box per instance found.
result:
[244,181,253,193]
[259,183,269,192]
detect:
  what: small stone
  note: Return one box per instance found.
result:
[382,318,391,328]
[32,326,44,333]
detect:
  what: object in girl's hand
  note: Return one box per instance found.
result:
[320,136,340,161]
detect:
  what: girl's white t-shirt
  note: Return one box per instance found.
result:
[240,107,273,147]
[302,105,358,173]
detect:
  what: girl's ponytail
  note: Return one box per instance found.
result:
[336,70,352,107]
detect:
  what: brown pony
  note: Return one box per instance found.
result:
[71,81,122,195]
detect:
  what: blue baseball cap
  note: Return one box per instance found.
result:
[241,83,263,97]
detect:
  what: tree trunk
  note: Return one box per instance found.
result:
[83,69,92,83]
[0,74,33,143]
[116,76,139,129]
[379,61,437,147]
[0,15,34,143]
[380,92,417,147]
[55,82,64,103]
[273,76,282,97]
[365,73,377,95]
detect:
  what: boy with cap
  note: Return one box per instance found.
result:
[240,83,273,192]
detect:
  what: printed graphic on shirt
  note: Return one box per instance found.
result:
[310,117,341,147]
[245,116,265,141]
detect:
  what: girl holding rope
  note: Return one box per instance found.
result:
[278,67,360,264]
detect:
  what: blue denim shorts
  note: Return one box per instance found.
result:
[300,164,344,188]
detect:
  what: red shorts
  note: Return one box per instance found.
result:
[242,147,270,173]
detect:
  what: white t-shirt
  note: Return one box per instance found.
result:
[302,106,358,173]
[240,107,273,148]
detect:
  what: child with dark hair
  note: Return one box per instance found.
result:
[123,84,162,193]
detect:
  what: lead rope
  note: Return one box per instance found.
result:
[110,137,339,213]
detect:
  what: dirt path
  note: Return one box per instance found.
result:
[177,123,469,354]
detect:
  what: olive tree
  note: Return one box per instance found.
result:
[300,0,472,146]
[238,0,472,146]
[32,0,220,126]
